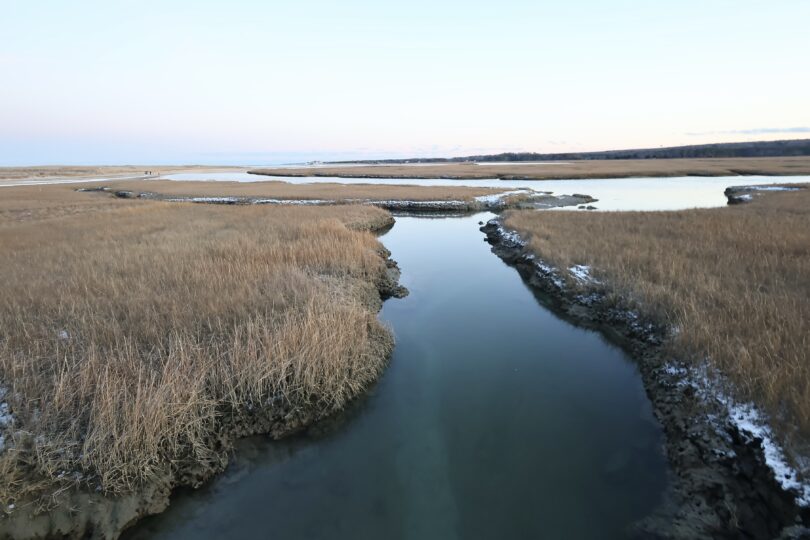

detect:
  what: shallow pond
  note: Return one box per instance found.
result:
[127,213,668,539]
[161,172,810,211]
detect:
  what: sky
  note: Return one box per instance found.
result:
[1,0,809,165]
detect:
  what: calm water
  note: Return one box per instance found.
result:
[127,213,668,540]
[161,172,810,211]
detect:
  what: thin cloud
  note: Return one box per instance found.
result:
[687,127,810,136]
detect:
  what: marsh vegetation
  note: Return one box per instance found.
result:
[503,187,810,448]
[0,192,399,532]
[250,156,810,181]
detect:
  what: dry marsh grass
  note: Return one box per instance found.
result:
[252,156,810,180]
[503,188,810,442]
[99,178,504,201]
[0,184,142,225]
[0,166,238,182]
[0,197,397,510]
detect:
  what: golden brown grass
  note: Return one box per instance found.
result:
[0,165,239,182]
[252,156,810,180]
[0,184,143,226]
[503,187,810,442]
[96,178,505,202]
[0,194,397,510]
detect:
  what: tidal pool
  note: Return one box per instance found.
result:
[126,213,668,539]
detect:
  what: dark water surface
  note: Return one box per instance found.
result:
[127,213,668,539]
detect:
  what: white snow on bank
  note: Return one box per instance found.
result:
[171,196,479,208]
[488,219,568,289]
[165,197,240,204]
[568,264,601,285]
[746,186,801,192]
[191,197,240,203]
[665,362,810,506]
[0,386,11,453]
[540,263,566,289]
[474,189,532,205]
[368,199,468,209]
[736,194,753,201]
[489,218,810,507]
[253,198,331,205]
[491,220,527,247]
[727,401,810,505]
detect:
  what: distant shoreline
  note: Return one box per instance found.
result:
[249,157,810,181]
[328,138,810,164]
[0,166,242,184]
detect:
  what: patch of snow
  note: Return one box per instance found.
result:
[0,386,11,453]
[746,186,801,192]
[58,329,69,340]
[575,292,604,306]
[0,404,11,429]
[672,362,810,506]
[253,198,331,205]
[489,220,527,247]
[474,189,531,205]
[370,200,468,209]
[663,363,688,377]
[532,260,565,289]
[487,219,567,289]
[737,194,753,201]
[190,197,241,203]
[568,264,601,285]
[726,401,810,505]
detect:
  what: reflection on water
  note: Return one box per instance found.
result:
[126,213,668,540]
[160,172,810,211]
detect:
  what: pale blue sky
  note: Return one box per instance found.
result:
[2,0,809,165]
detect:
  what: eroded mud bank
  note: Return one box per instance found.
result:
[481,218,810,539]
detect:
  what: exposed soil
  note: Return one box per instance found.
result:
[724,185,804,205]
[481,219,810,539]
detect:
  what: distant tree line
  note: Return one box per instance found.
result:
[333,139,810,164]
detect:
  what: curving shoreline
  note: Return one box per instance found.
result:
[480,218,809,538]
[0,210,407,540]
[4,179,806,538]
[248,157,810,182]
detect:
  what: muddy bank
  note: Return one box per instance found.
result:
[76,186,595,213]
[0,227,407,540]
[725,184,804,205]
[480,218,810,539]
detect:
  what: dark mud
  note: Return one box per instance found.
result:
[725,185,803,205]
[481,219,810,539]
